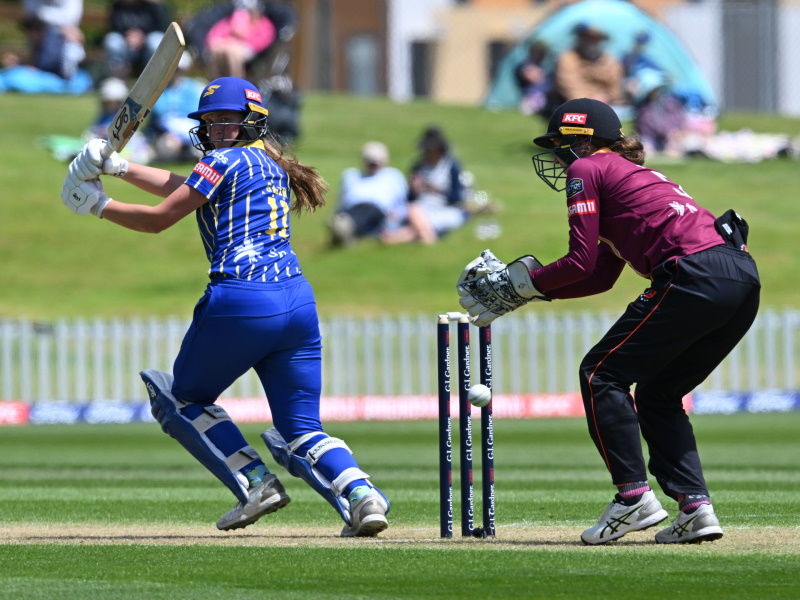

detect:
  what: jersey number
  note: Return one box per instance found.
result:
[267,197,290,238]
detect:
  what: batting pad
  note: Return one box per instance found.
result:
[141,369,253,503]
[262,427,374,525]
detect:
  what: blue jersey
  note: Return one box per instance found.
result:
[184,140,302,281]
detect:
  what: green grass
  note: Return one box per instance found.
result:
[1,415,799,598]
[1,92,799,318]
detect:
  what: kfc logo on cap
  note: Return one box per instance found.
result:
[245,89,262,103]
[562,113,588,124]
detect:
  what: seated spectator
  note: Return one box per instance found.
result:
[622,30,663,104]
[204,0,276,79]
[514,41,555,117]
[554,24,625,108]
[631,68,687,158]
[329,142,408,247]
[382,127,468,246]
[146,53,205,162]
[20,0,85,81]
[103,0,168,79]
[622,31,661,80]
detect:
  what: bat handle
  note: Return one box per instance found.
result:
[101,141,114,160]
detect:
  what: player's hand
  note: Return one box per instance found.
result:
[61,175,112,218]
[69,139,129,181]
[456,249,549,326]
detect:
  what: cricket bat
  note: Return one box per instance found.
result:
[104,22,186,158]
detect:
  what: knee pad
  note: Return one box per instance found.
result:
[141,369,257,504]
[261,427,373,525]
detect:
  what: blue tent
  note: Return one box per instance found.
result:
[485,0,716,112]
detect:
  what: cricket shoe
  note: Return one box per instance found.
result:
[655,504,723,544]
[217,474,291,531]
[340,487,389,538]
[581,490,669,545]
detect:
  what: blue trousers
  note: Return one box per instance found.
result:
[172,276,324,441]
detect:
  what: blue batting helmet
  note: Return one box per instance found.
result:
[187,77,269,153]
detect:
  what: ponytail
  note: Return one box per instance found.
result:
[262,138,329,215]
[607,136,646,166]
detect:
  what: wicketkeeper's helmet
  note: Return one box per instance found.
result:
[531,98,624,191]
[188,77,269,153]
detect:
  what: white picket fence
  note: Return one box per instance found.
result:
[1,308,798,403]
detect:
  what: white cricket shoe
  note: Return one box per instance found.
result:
[216,473,291,531]
[581,490,669,545]
[655,504,724,544]
[340,489,389,538]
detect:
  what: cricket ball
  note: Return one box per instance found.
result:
[468,383,492,408]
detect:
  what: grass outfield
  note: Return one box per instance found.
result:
[1,414,798,599]
[1,92,800,318]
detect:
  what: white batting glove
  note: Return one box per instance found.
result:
[61,176,112,218]
[456,249,549,326]
[68,139,129,181]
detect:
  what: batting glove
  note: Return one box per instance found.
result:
[69,139,129,181]
[61,176,112,218]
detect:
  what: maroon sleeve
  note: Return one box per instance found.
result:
[530,159,608,293]
[542,243,626,299]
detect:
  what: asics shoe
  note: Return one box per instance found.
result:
[216,473,291,531]
[655,504,723,544]
[340,488,389,538]
[581,490,669,545]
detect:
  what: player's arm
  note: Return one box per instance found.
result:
[121,162,188,198]
[68,139,185,198]
[62,175,207,233]
[540,243,625,300]
[101,184,208,233]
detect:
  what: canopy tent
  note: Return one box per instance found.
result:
[485,0,716,113]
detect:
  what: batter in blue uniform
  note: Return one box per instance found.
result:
[62,77,390,537]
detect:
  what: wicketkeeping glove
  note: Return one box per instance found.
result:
[61,175,112,217]
[68,138,129,181]
[456,249,549,326]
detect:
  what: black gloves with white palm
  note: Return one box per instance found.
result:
[456,249,550,326]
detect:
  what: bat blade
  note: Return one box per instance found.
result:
[106,22,185,155]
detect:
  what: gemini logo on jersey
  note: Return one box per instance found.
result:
[193,162,222,185]
[567,199,597,217]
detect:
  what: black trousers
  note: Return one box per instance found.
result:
[579,245,761,500]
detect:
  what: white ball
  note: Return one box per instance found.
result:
[468,383,492,408]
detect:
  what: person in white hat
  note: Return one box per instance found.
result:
[329,141,409,247]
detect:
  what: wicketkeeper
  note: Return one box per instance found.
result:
[456,98,760,545]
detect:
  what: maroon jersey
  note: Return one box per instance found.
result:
[531,152,724,299]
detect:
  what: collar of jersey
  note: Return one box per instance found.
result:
[233,139,266,151]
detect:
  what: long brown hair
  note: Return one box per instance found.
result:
[605,136,646,166]
[262,138,328,215]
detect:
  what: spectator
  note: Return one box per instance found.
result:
[147,53,206,162]
[329,142,408,247]
[21,0,85,81]
[103,0,168,79]
[204,0,276,80]
[554,24,625,108]
[514,40,555,117]
[631,68,687,158]
[382,126,468,246]
[622,31,661,81]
